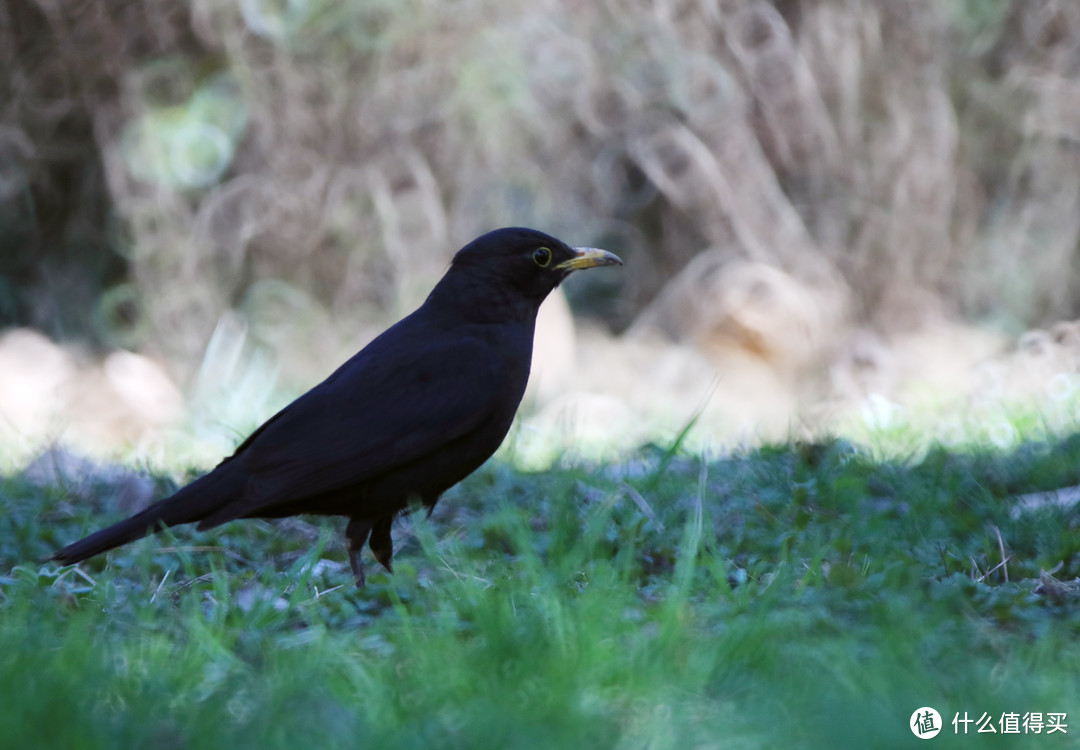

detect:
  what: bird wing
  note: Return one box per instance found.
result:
[201,329,508,524]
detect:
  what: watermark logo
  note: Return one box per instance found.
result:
[911,707,943,739]
[910,708,1068,739]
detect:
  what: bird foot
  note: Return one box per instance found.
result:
[345,516,395,586]
[349,548,366,588]
[370,516,394,574]
[345,518,372,588]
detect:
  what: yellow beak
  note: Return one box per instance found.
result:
[554,247,624,271]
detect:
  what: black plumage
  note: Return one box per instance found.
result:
[51,227,622,585]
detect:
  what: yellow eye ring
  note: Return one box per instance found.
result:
[533,247,552,268]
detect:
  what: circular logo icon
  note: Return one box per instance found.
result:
[910,707,943,739]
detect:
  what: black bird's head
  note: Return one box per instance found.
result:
[443,227,622,315]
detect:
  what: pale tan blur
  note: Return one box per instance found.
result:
[4,2,1080,464]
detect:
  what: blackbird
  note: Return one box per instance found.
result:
[52,227,622,586]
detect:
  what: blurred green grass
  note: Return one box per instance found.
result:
[3,432,1079,748]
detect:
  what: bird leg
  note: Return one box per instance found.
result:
[345,518,372,588]
[369,516,394,573]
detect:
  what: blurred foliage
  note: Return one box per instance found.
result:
[2,0,1080,379]
[3,433,1080,746]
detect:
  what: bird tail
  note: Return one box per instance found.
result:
[51,506,172,565]
[51,467,244,566]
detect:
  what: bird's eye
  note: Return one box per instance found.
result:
[533,247,552,268]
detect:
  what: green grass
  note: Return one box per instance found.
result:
[3,435,1080,748]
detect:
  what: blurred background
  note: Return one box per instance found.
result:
[3,0,1080,469]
